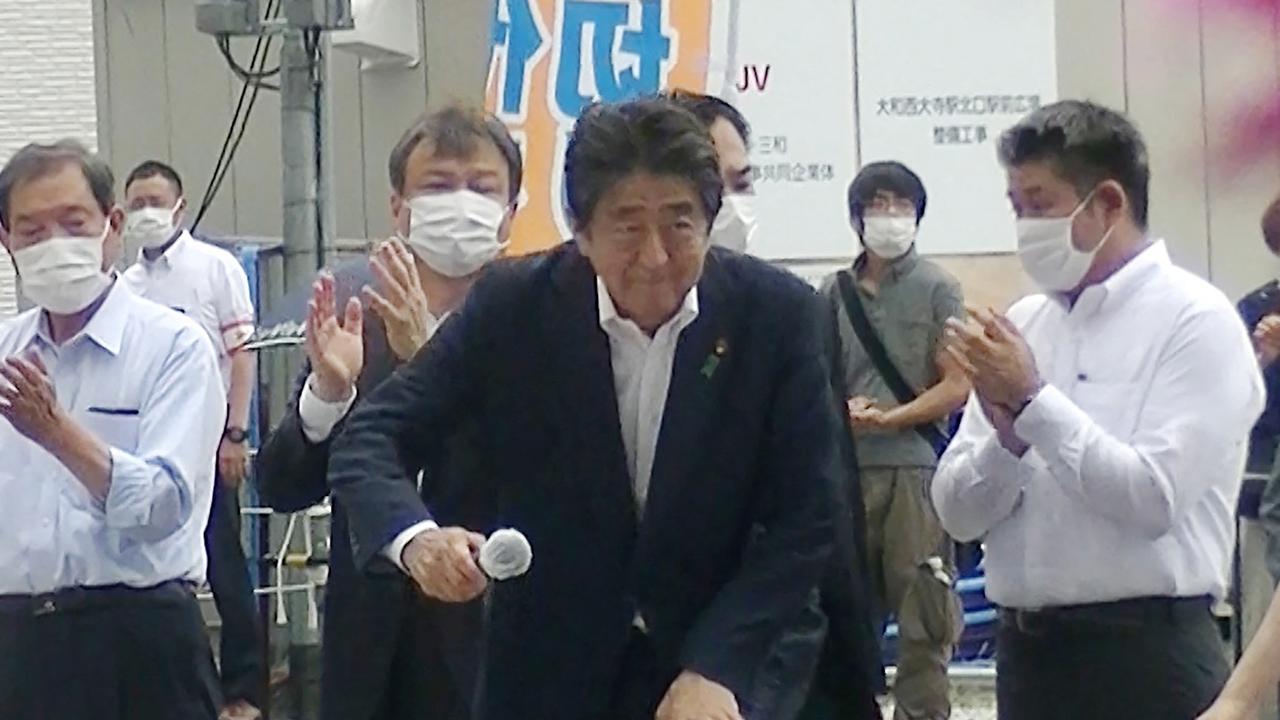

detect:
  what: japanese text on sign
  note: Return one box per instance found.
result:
[877,94,1043,118]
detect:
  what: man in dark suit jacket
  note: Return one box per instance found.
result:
[667,89,883,719]
[254,106,523,720]
[327,96,840,720]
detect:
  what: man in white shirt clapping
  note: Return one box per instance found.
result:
[934,100,1264,720]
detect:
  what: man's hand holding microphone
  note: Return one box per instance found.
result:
[401,526,532,603]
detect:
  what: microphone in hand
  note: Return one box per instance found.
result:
[477,528,532,581]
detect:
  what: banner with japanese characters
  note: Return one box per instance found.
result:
[855,0,1058,255]
[486,0,719,254]
[723,1,858,260]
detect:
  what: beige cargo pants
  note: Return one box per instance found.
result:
[863,466,963,720]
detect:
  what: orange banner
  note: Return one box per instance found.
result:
[486,0,714,254]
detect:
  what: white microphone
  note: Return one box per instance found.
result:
[477,528,532,581]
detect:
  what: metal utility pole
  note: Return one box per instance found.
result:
[279,30,326,295]
[195,2,351,715]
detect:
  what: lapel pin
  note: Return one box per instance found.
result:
[701,338,729,379]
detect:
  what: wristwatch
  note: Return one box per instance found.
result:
[223,426,249,444]
[1012,382,1044,419]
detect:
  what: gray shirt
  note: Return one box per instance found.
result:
[821,250,965,469]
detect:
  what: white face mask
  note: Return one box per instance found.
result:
[1016,191,1114,292]
[124,203,180,249]
[13,225,113,315]
[403,190,508,278]
[709,194,758,253]
[860,215,917,259]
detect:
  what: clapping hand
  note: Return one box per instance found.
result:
[945,307,1041,410]
[364,239,435,363]
[305,272,364,403]
[1255,314,1280,367]
[0,352,65,448]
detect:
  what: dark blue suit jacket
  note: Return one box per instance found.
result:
[328,242,841,719]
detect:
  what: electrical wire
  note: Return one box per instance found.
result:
[192,0,282,231]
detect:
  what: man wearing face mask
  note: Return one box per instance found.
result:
[667,90,758,253]
[254,105,520,720]
[119,160,263,720]
[0,140,225,718]
[935,100,1265,720]
[819,161,968,720]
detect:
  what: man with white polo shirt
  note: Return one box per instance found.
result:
[120,160,263,720]
[935,100,1265,720]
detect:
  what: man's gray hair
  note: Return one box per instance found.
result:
[0,139,115,229]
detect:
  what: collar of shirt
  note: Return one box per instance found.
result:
[15,277,131,356]
[1054,240,1168,318]
[595,276,700,340]
[853,247,920,286]
[137,229,191,270]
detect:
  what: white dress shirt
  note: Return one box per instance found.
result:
[597,276,700,511]
[933,242,1264,608]
[0,281,226,594]
[122,230,256,393]
[377,278,698,568]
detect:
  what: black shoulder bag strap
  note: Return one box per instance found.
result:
[836,270,950,457]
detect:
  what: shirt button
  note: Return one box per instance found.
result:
[41,518,51,528]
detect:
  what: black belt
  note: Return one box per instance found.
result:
[0,580,195,617]
[1000,595,1212,635]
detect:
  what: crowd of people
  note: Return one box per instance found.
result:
[1,89,1280,720]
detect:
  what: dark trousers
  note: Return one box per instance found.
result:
[351,599,472,720]
[0,582,222,720]
[206,478,265,707]
[996,596,1228,720]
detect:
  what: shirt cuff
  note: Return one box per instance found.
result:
[298,375,357,443]
[384,520,439,572]
[102,447,185,533]
[973,431,1026,479]
[1013,384,1089,454]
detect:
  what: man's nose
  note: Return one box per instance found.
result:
[636,228,669,268]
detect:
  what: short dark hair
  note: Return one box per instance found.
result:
[998,100,1151,228]
[125,160,184,197]
[847,161,928,223]
[665,89,751,146]
[1264,194,1280,253]
[0,139,114,229]
[564,96,723,230]
[388,105,523,203]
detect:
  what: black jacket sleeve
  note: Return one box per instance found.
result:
[255,361,335,513]
[812,288,886,712]
[326,275,491,570]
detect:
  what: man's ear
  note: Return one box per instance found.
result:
[573,226,593,258]
[390,192,409,237]
[1095,180,1127,224]
[174,197,188,227]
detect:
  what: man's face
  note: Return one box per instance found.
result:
[2,163,121,270]
[124,174,184,226]
[577,172,709,333]
[1006,159,1117,253]
[390,138,514,242]
[708,117,753,195]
